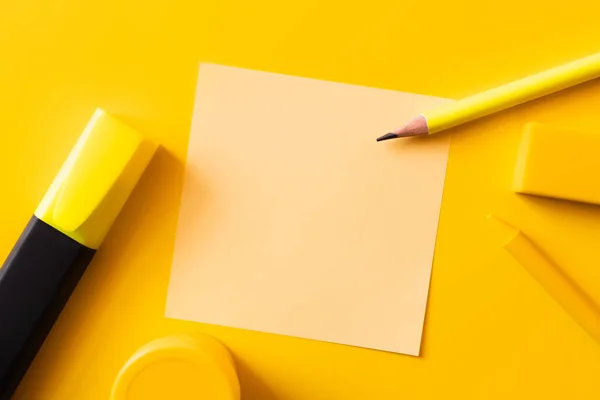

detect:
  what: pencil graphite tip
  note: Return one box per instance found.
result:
[376,132,398,142]
[379,115,429,141]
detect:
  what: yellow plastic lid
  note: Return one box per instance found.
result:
[110,334,240,400]
[35,108,157,249]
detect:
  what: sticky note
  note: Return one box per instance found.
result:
[166,64,452,356]
[513,122,600,205]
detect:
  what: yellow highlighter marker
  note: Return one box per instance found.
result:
[0,109,156,399]
[488,214,600,346]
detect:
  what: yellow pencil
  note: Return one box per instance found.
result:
[377,51,600,141]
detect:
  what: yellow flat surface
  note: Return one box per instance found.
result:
[1,0,600,398]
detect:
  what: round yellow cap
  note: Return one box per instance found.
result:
[110,334,240,400]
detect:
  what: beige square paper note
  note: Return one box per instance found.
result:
[166,64,451,356]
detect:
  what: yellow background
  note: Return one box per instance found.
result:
[1,0,600,398]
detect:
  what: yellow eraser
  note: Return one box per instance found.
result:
[513,122,600,205]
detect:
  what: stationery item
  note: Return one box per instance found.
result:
[166,64,452,356]
[513,122,600,205]
[111,334,239,400]
[0,109,156,399]
[377,51,600,141]
[488,215,600,345]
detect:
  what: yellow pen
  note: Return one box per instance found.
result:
[0,109,156,398]
[377,51,600,141]
[488,215,600,346]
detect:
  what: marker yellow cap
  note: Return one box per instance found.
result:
[35,108,157,249]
